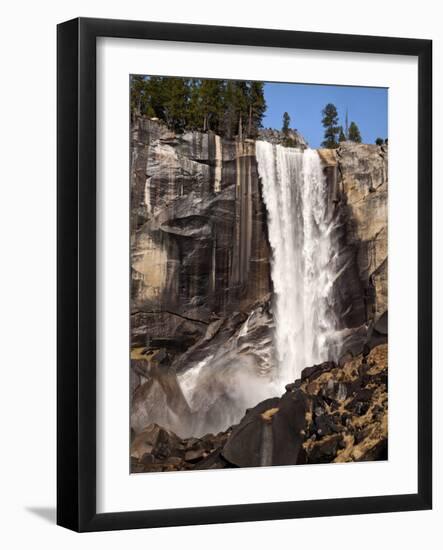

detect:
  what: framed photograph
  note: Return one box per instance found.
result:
[57,17,432,532]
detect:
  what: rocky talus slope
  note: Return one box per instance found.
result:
[131,344,387,471]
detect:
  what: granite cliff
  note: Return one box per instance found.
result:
[130,117,388,459]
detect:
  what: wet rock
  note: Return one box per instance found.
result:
[271,390,308,465]
[220,389,308,468]
[222,398,280,467]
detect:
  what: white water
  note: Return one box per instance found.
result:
[256,141,340,384]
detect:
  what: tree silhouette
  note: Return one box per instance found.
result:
[348,121,362,143]
[282,112,290,135]
[162,78,191,132]
[247,82,267,137]
[321,103,340,148]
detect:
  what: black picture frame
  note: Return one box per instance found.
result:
[57,17,432,532]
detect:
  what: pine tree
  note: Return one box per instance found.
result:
[146,76,168,120]
[375,137,384,146]
[339,126,346,142]
[130,76,266,138]
[220,81,248,138]
[186,79,202,131]
[220,81,236,138]
[282,112,290,135]
[233,81,249,139]
[162,78,191,132]
[130,75,155,121]
[199,79,225,132]
[348,121,362,143]
[246,82,266,137]
[281,111,297,147]
[321,103,340,148]
[130,75,144,120]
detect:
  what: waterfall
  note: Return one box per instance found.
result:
[133,140,342,439]
[256,141,340,384]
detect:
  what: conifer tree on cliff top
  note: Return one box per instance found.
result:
[282,111,290,135]
[130,76,266,139]
[321,103,340,149]
[162,78,191,132]
[199,79,225,133]
[348,121,362,143]
[247,81,267,138]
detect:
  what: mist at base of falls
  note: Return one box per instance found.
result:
[131,303,280,439]
[133,141,342,439]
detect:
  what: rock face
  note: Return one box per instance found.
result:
[131,120,387,352]
[258,127,308,148]
[131,344,388,471]
[131,118,271,323]
[131,117,274,437]
[338,143,388,332]
[130,117,388,446]
[318,143,388,353]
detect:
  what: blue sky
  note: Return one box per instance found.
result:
[262,82,388,148]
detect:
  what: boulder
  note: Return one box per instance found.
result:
[222,397,281,467]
